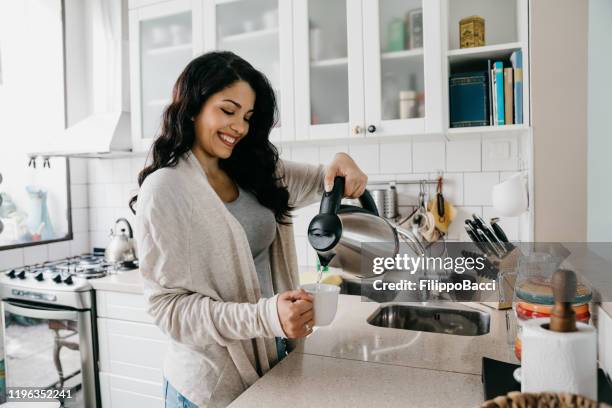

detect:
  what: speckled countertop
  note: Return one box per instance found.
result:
[230,295,517,407]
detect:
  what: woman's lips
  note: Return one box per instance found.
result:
[218,132,237,148]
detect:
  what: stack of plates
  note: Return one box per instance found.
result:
[513,277,592,360]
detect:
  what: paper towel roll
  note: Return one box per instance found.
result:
[521,317,597,400]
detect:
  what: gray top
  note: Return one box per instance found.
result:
[225,186,276,298]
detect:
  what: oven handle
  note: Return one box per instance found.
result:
[3,300,78,321]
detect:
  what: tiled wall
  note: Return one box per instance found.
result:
[0,159,90,270]
[286,134,530,267]
[82,133,531,268]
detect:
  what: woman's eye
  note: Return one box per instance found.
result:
[221,108,234,115]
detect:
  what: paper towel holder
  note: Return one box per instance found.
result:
[548,269,577,333]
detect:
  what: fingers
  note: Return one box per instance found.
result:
[280,289,313,303]
[324,165,338,192]
[298,309,314,325]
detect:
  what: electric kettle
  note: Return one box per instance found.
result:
[105,218,137,264]
[307,177,423,278]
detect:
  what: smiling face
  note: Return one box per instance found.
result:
[192,80,255,160]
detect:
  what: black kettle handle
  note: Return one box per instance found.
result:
[115,218,134,238]
[320,176,379,216]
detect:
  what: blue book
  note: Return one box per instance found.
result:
[494,61,505,125]
[449,71,490,128]
[511,50,523,124]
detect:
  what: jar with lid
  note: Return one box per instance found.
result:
[399,90,417,119]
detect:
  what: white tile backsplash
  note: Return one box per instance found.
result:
[72,208,89,233]
[482,206,520,242]
[112,159,132,183]
[291,146,319,165]
[349,143,380,174]
[69,158,89,184]
[447,206,483,241]
[0,249,24,269]
[23,245,49,264]
[48,241,70,261]
[70,184,89,209]
[319,144,349,165]
[438,173,464,206]
[464,172,500,206]
[380,142,411,174]
[413,141,445,173]
[446,137,481,172]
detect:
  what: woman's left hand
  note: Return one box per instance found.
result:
[324,152,368,198]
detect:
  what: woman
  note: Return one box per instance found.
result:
[131,51,367,408]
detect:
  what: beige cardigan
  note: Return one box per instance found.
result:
[135,151,325,407]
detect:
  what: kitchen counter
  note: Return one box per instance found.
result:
[91,269,518,406]
[230,295,517,407]
[89,269,144,294]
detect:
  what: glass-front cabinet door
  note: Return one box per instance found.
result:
[204,0,293,143]
[362,0,442,136]
[293,0,365,140]
[129,0,203,152]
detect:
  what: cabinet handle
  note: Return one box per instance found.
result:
[367,125,377,133]
[352,125,362,135]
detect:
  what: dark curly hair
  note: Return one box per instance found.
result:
[129,51,292,223]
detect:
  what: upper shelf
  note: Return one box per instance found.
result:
[447,42,524,64]
[146,43,192,56]
[219,28,278,43]
[381,48,423,61]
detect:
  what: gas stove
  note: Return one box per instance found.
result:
[0,253,138,307]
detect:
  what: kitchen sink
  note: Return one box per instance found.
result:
[366,304,490,336]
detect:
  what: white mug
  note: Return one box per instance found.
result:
[300,283,340,326]
[492,173,528,217]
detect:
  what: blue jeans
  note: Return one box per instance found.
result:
[164,379,198,408]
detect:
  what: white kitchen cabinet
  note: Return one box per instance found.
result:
[129,0,204,152]
[99,372,163,408]
[293,0,443,140]
[96,290,167,408]
[203,0,294,143]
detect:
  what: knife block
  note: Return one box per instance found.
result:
[480,247,522,310]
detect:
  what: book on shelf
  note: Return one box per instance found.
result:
[510,50,523,124]
[449,71,490,128]
[493,61,505,125]
[504,68,513,124]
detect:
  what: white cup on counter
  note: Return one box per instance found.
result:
[300,283,340,326]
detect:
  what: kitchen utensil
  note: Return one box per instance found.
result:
[489,217,508,242]
[300,283,340,326]
[307,176,423,278]
[371,189,386,216]
[105,218,137,263]
[383,185,397,219]
[472,213,505,254]
[427,178,456,233]
[492,173,528,216]
[399,90,417,119]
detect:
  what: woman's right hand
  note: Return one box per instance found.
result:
[277,289,314,338]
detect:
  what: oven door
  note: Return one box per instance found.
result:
[1,300,98,408]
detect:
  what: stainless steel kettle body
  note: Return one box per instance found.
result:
[307,177,402,278]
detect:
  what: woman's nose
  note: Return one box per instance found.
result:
[230,120,247,137]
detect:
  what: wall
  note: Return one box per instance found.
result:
[85,133,529,267]
[587,0,612,244]
[530,0,589,241]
